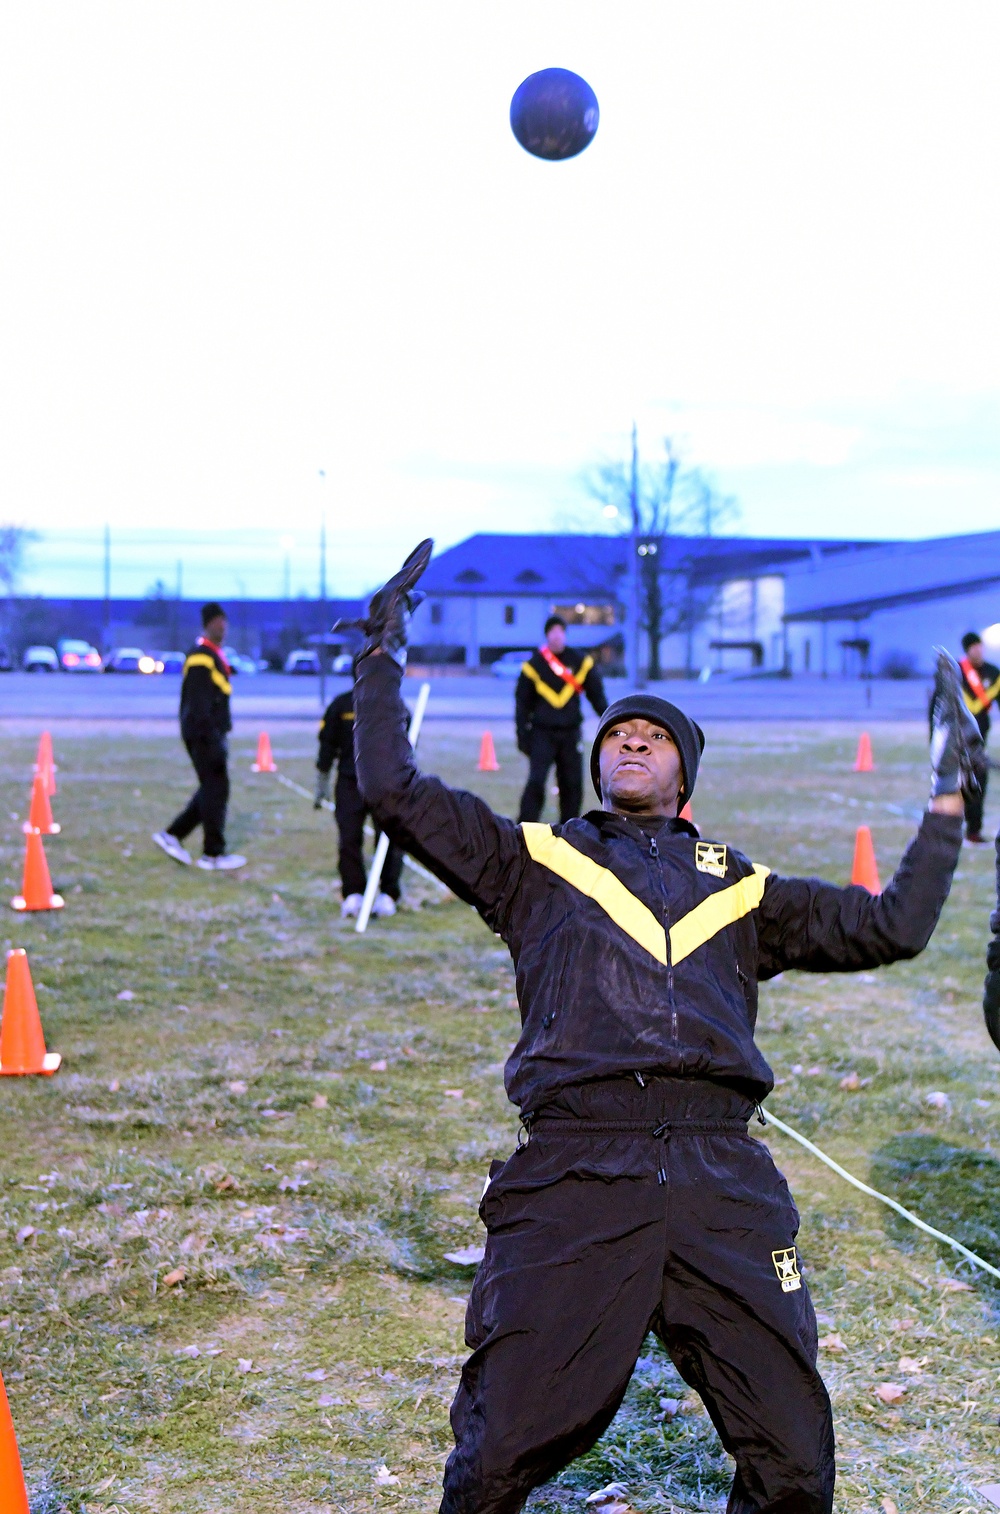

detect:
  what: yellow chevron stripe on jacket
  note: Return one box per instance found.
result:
[520,654,595,709]
[521,822,769,965]
[183,652,232,697]
[963,675,1000,716]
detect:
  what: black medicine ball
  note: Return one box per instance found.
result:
[510,68,599,161]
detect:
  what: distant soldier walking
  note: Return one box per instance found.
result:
[153,601,246,871]
[315,666,403,919]
[516,615,608,824]
[958,630,1000,843]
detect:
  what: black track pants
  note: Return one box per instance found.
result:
[964,748,989,836]
[441,1078,834,1514]
[517,727,583,825]
[335,774,403,900]
[168,733,230,857]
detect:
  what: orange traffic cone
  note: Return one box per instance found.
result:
[851,825,881,893]
[478,732,500,771]
[853,732,874,772]
[251,732,277,773]
[0,1368,29,1513]
[34,730,56,797]
[679,801,694,822]
[10,831,64,912]
[0,949,60,1075]
[22,773,59,836]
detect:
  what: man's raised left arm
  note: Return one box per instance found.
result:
[756,650,976,978]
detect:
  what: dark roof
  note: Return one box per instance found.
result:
[420,533,887,598]
[783,531,1000,622]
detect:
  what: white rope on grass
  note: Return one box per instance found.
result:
[760,1106,1000,1283]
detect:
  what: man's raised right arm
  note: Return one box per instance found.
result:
[354,652,526,923]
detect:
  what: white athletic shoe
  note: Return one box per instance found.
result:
[372,893,397,918]
[197,853,247,871]
[152,831,192,866]
[341,893,364,918]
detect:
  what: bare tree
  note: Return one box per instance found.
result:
[0,524,34,598]
[585,437,738,678]
[682,470,740,537]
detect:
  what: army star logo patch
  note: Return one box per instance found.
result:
[695,842,727,878]
[772,1247,802,1292]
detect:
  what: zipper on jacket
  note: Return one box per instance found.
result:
[653,1121,670,1184]
[643,830,676,1044]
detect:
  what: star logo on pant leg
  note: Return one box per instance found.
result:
[772,1247,802,1291]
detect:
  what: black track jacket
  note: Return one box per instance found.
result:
[515,645,607,745]
[179,638,232,742]
[355,654,962,1113]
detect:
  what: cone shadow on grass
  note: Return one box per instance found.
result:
[870,1134,1000,1275]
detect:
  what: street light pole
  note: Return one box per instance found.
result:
[318,469,328,711]
[628,424,643,690]
[102,524,111,651]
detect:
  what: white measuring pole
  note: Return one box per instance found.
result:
[355,680,431,933]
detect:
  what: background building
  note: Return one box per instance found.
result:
[409,533,888,675]
[8,528,999,678]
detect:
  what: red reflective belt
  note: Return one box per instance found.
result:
[539,644,584,693]
[198,636,231,677]
[961,657,991,708]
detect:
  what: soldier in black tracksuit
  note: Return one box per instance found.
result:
[355,647,965,1514]
[959,630,1000,842]
[516,615,608,824]
[165,606,233,859]
[316,687,403,906]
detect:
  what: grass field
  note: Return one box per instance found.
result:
[2,715,1000,1514]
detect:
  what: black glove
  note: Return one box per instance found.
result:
[929,647,984,797]
[334,538,433,670]
[314,770,331,808]
[517,727,532,757]
[985,933,1000,1055]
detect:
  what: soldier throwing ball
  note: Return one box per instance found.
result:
[352,543,975,1514]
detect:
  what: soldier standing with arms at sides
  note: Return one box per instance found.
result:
[314,664,404,919]
[958,630,1000,842]
[152,602,246,871]
[350,541,977,1514]
[516,614,608,823]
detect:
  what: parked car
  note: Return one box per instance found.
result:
[0,645,13,672]
[284,648,320,675]
[23,645,58,673]
[491,650,533,679]
[56,637,102,672]
[151,650,185,674]
[330,652,354,674]
[104,647,158,674]
[223,647,258,676]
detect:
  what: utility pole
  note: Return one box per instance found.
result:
[318,470,328,711]
[171,559,183,649]
[102,524,111,650]
[628,424,643,689]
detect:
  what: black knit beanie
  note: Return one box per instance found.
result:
[590,694,705,803]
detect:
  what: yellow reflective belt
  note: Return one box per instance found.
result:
[521,823,769,966]
[183,652,232,697]
[521,655,594,709]
[342,711,355,720]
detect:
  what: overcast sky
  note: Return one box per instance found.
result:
[5,2,1000,599]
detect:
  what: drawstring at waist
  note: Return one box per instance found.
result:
[528,1117,749,1136]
